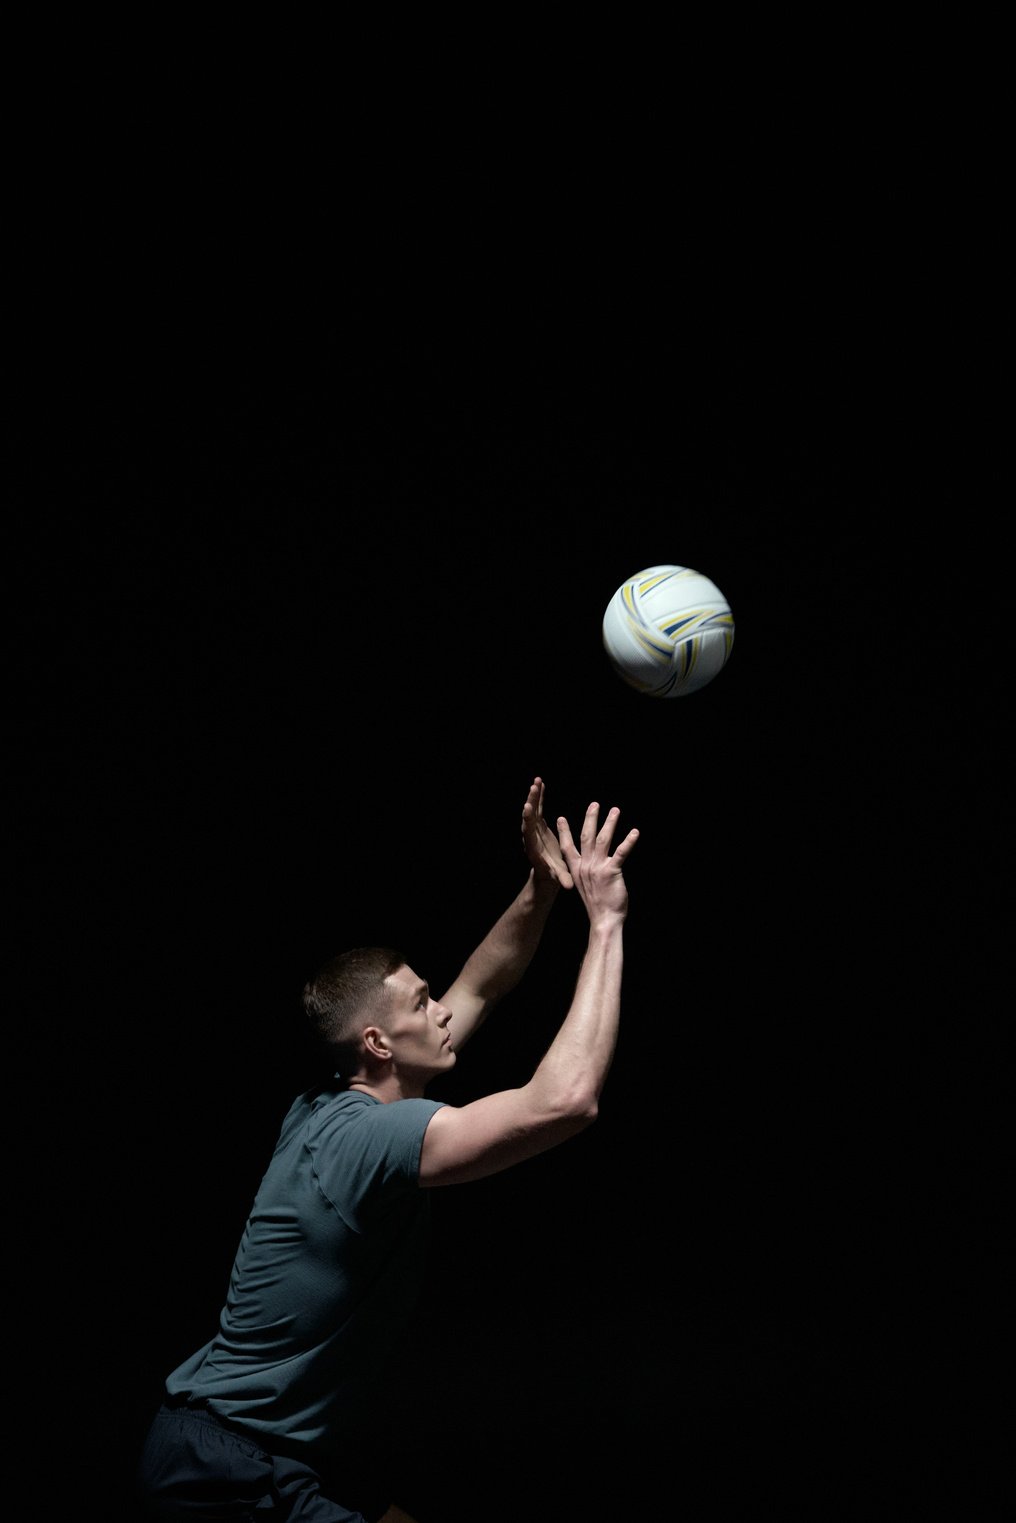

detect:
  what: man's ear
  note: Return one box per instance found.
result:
[363,1026,391,1061]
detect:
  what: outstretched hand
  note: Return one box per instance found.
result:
[557,801,639,927]
[522,777,575,889]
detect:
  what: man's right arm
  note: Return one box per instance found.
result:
[418,802,638,1188]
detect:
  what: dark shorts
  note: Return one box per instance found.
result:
[136,1403,390,1522]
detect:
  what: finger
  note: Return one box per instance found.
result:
[556,814,577,859]
[522,779,543,826]
[595,804,622,848]
[610,826,640,861]
[580,801,600,849]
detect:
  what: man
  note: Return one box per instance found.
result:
[137,778,639,1520]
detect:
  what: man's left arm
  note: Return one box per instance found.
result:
[439,777,571,1051]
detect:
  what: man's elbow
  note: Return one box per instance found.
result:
[577,1087,600,1124]
[557,1087,599,1130]
[527,1073,600,1133]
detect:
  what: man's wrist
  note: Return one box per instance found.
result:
[530,868,562,894]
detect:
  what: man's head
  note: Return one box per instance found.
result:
[302,947,456,1091]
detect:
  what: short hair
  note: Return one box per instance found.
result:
[302,946,407,1074]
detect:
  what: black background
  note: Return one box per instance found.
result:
[12,119,1006,1520]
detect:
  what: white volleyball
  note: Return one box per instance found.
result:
[602,564,735,698]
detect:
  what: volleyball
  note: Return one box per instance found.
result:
[602,564,735,698]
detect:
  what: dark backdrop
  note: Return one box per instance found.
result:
[13,140,1004,1520]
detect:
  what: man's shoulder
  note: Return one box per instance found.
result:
[300,1091,445,1193]
[309,1089,444,1148]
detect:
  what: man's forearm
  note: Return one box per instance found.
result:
[457,870,561,1002]
[528,921,625,1115]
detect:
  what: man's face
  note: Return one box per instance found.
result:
[380,964,456,1081]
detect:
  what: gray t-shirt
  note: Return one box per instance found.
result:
[166,1085,444,1449]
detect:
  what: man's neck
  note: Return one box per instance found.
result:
[343,1073,425,1103]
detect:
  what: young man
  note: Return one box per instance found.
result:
[137,778,639,1521]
